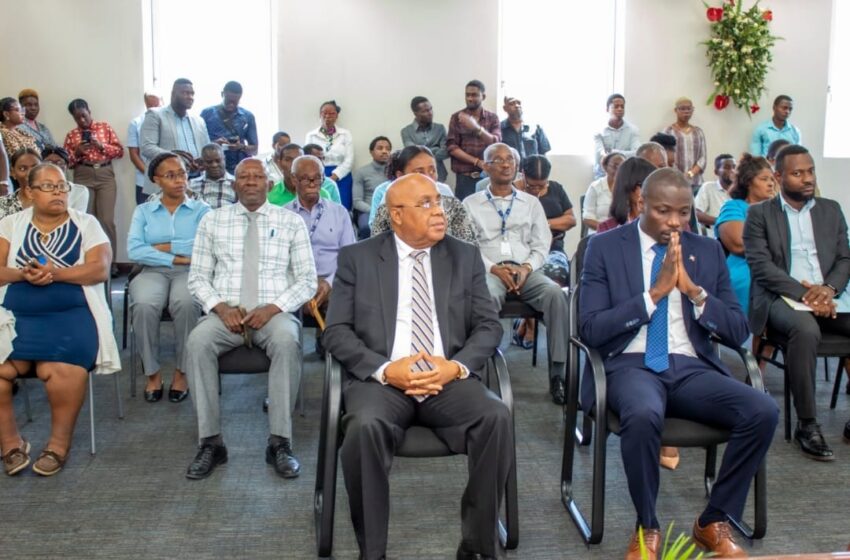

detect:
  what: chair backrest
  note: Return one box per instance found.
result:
[579,195,588,239]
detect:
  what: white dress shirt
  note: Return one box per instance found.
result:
[305,126,355,180]
[372,234,469,387]
[623,225,701,358]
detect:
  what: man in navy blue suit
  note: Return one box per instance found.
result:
[579,167,778,560]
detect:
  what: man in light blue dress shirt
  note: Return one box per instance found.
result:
[749,95,801,157]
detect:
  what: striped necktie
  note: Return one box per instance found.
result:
[410,250,434,373]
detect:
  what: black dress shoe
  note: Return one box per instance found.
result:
[168,385,189,403]
[794,422,834,461]
[186,443,228,480]
[265,439,300,478]
[843,419,850,444]
[549,376,566,405]
[144,384,163,403]
[456,543,496,560]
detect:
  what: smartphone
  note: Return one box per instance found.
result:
[28,255,48,267]
[82,130,92,143]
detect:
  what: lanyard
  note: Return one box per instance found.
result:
[308,203,325,238]
[485,187,517,237]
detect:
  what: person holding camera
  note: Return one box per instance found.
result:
[200,81,258,175]
[63,98,124,276]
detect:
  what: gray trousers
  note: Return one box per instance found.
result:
[129,266,199,376]
[185,312,302,441]
[486,269,568,377]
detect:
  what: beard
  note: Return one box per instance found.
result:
[783,188,814,203]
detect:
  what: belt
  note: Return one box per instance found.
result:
[79,161,112,169]
[459,171,481,179]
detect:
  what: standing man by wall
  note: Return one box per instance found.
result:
[128,92,162,204]
[750,95,801,157]
[400,96,449,182]
[201,81,258,175]
[447,80,500,200]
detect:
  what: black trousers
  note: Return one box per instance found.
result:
[767,299,850,419]
[454,174,479,201]
[606,354,778,528]
[340,377,513,560]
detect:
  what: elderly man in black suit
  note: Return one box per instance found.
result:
[745,144,850,461]
[323,173,510,560]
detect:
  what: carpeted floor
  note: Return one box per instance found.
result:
[2,276,849,559]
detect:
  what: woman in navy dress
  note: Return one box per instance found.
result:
[0,162,118,477]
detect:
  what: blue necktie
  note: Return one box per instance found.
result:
[645,244,669,373]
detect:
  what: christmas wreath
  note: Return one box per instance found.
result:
[703,1,779,114]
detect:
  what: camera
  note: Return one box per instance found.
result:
[82,130,92,143]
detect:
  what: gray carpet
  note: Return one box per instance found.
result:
[3,276,850,559]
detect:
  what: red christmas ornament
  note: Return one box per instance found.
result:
[714,95,730,110]
[751,104,760,114]
[706,7,724,22]
[762,10,773,21]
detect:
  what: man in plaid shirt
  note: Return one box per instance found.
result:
[184,158,317,480]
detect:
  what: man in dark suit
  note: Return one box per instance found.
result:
[323,174,511,560]
[744,144,850,461]
[580,168,778,560]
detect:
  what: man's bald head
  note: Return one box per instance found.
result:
[386,174,446,249]
[639,167,693,244]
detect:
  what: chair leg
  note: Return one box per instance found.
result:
[122,286,129,349]
[563,421,607,545]
[20,379,33,423]
[783,366,792,442]
[113,371,124,420]
[531,317,539,367]
[314,398,339,555]
[88,372,96,455]
[500,436,519,550]
[298,363,305,418]
[129,326,137,398]
[830,358,845,410]
[728,460,767,540]
[704,445,718,498]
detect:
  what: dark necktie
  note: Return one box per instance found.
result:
[645,244,669,373]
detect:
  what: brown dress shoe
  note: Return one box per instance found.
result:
[625,528,660,560]
[692,519,747,558]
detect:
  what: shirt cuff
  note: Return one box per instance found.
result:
[372,362,391,384]
[452,361,470,380]
[693,298,706,319]
[642,291,657,317]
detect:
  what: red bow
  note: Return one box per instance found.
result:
[706,7,724,22]
[762,10,773,21]
[714,95,730,110]
[750,104,760,114]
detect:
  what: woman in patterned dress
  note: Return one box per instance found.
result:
[0,148,42,221]
[0,163,119,477]
[0,98,39,161]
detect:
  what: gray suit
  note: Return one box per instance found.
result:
[744,195,850,418]
[140,106,210,189]
[322,232,510,560]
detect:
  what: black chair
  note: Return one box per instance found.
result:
[560,240,767,545]
[314,349,519,558]
[756,331,849,441]
[579,194,589,239]
[499,295,543,366]
[218,344,305,417]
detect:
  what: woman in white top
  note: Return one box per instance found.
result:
[581,152,624,233]
[40,146,90,213]
[304,100,354,210]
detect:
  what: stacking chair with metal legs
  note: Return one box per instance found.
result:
[499,294,543,366]
[314,349,519,558]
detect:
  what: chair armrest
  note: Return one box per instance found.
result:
[712,336,765,393]
[490,348,514,416]
[568,335,608,432]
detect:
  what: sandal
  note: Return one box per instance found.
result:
[511,319,534,350]
[32,448,67,477]
[2,438,31,476]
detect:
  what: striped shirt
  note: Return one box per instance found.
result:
[188,201,317,314]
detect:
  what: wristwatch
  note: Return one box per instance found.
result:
[689,287,708,306]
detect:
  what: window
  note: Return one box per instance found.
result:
[498,0,625,157]
[824,0,850,158]
[143,0,278,153]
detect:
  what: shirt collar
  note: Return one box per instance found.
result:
[237,200,271,216]
[290,197,324,213]
[152,195,198,211]
[636,221,661,256]
[767,120,792,132]
[779,193,816,214]
[394,233,432,261]
[414,121,432,132]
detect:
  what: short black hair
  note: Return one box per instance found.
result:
[369,136,391,152]
[201,143,224,156]
[773,94,793,107]
[41,145,70,164]
[67,98,89,115]
[521,155,552,181]
[466,80,485,93]
[601,151,625,169]
[0,97,18,123]
[272,131,290,145]
[147,151,182,182]
[766,138,791,160]
[410,96,429,112]
[223,81,242,94]
[320,100,341,114]
[172,78,193,89]
[714,153,734,170]
[10,147,41,168]
[649,132,676,149]
[606,93,625,109]
[610,157,656,225]
[303,143,323,156]
[774,144,810,174]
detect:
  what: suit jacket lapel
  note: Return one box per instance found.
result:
[430,240,451,354]
[771,197,790,270]
[810,200,833,275]
[377,235,399,353]
[680,234,698,323]
[621,222,643,295]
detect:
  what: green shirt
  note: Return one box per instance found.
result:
[268,181,337,206]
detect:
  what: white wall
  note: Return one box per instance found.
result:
[1,0,845,259]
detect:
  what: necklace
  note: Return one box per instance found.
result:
[32,216,65,244]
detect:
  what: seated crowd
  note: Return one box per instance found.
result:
[0,77,849,560]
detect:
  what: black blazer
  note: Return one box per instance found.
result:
[744,196,850,335]
[322,232,503,382]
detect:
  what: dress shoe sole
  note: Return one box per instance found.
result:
[185,456,227,480]
[795,440,835,462]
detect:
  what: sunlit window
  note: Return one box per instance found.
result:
[498,0,625,157]
[824,0,850,158]
[143,0,278,151]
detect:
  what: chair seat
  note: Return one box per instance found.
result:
[397,426,453,458]
[218,346,271,374]
[766,330,850,357]
[499,297,542,319]
[600,411,731,447]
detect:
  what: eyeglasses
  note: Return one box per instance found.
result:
[486,157,516,166]
[296,176,323,185]
[29,182,72,193]
[156,170,188,181]
[392,198,444,210]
